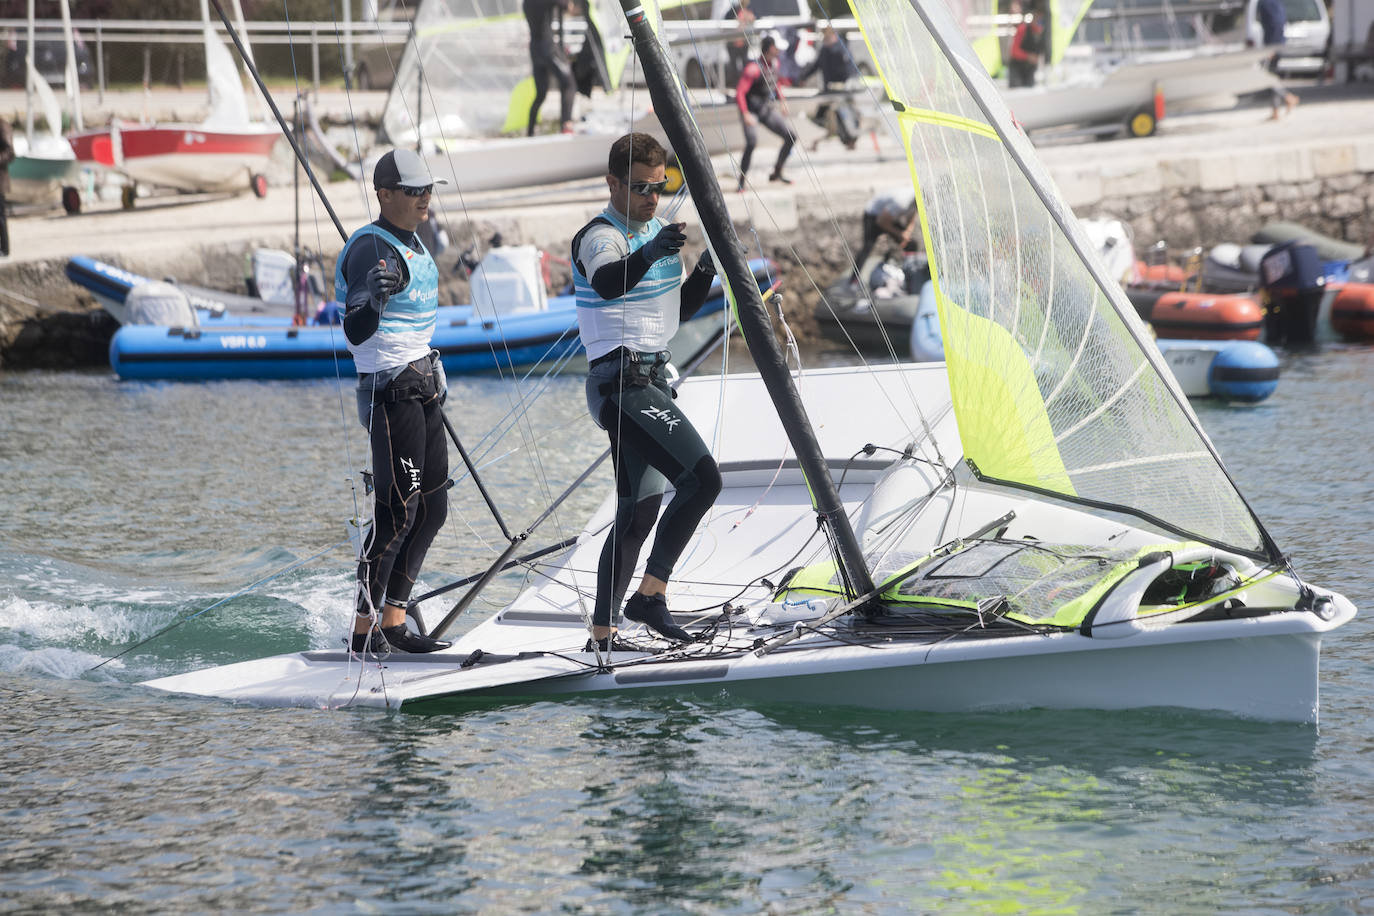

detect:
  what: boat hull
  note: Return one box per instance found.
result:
[69,123,281,193]
[1154,338,1279,401]
[141,607,1347,724]
[109,305,584,380]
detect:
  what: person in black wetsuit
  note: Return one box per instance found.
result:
[735,35,795,191]
[524,0,576,136]
[571,132,723,650]
[797,27,860,149]
[336,148,452,655]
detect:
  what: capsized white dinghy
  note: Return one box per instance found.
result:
[143,0,1355,721]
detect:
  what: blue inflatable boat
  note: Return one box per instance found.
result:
[67,255,770,381]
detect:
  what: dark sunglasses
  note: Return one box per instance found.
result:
[626,179,668,198]
[389,184,434,197]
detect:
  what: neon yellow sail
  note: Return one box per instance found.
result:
[1046,0,1095,66]
[847,0,1267,558]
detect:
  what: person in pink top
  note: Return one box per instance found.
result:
[734,35,794,191]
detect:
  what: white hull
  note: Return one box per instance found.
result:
[119,150,272,194]
[1008,48,1277,134]
[144,610,1340,722]
[143,364,1356,722]
[418,104,758,192]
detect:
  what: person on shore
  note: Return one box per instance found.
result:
[0,118,12,258]
[852,187,918,281]
[1007,0,1044,89]
[337,148,453,655]
[524,0,576,136]
[798,27,861,150]
[1258,0,1300,119]
[572,132,723,651]
[735,35,795,191]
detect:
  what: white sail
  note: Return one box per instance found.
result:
[849,0,1267,558]
[27,60,65,139]
[203,25,253,127]
[381,0,633,144]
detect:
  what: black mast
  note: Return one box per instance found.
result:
[615,0,875,599]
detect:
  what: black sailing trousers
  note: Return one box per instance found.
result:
[587,364,722,628]
[357,368,449,617]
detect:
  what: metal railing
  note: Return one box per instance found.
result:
[0,18,411,96]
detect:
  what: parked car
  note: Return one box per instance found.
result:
[3,30,93,90]
[1245,0,1331,76]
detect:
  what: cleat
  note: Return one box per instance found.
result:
[623,592,692,643]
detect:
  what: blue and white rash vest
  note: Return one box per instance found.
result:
[572,207,685,361]
[336,223,439,374]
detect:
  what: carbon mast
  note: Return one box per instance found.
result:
[615,0,876,600]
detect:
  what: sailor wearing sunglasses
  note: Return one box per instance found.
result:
[572,132,723,651]
[336,148,453,655]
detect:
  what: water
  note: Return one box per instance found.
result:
[3,348,1373,914]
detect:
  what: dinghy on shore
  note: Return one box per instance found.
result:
[139,0,1354,721]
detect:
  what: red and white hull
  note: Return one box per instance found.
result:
[69,122,281,193]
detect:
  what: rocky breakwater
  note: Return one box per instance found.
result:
[0,259,119,370]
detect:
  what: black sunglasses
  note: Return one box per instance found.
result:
[389,184,434,197]
[626,179,668,198]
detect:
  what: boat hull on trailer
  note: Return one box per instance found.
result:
[69,122,281,193]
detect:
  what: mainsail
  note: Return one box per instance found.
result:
[848,0,1271,561]
[381,0,633,144]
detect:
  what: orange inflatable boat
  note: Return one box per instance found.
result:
[1330,283,1374,342]
[1147,292,1264,340]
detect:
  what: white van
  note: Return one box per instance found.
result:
[1245,0,1331,77]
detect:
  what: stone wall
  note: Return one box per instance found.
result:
[1048,139,1374,253]
[3,149,1371,370]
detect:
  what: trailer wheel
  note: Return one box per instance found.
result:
[250,173,269,198]
[121,184,137,210]
[61,186,81,215]
[1128,107,1157,139]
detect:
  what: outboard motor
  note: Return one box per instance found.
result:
[1260,241,1323,346]
[124,281,197,328]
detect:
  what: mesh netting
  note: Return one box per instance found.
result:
[888,539,1147,628]
[847,0,1266,558]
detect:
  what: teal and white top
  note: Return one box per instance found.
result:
[336,223,439,374]
[572,207,685,361]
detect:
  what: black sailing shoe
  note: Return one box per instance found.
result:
[623,592,692,643]
[351,625,451,655]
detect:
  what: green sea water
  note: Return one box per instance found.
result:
[2,347,1372,914]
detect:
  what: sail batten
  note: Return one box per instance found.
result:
[849,0,1273,560]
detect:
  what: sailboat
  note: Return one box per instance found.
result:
[66,0,280,202]
[142,0,1354,721]
[375,0,747,191]
[9,0,79,209]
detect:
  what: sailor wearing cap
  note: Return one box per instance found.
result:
[337,148,453,655]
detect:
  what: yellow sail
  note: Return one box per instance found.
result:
[846,0,1268,558]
